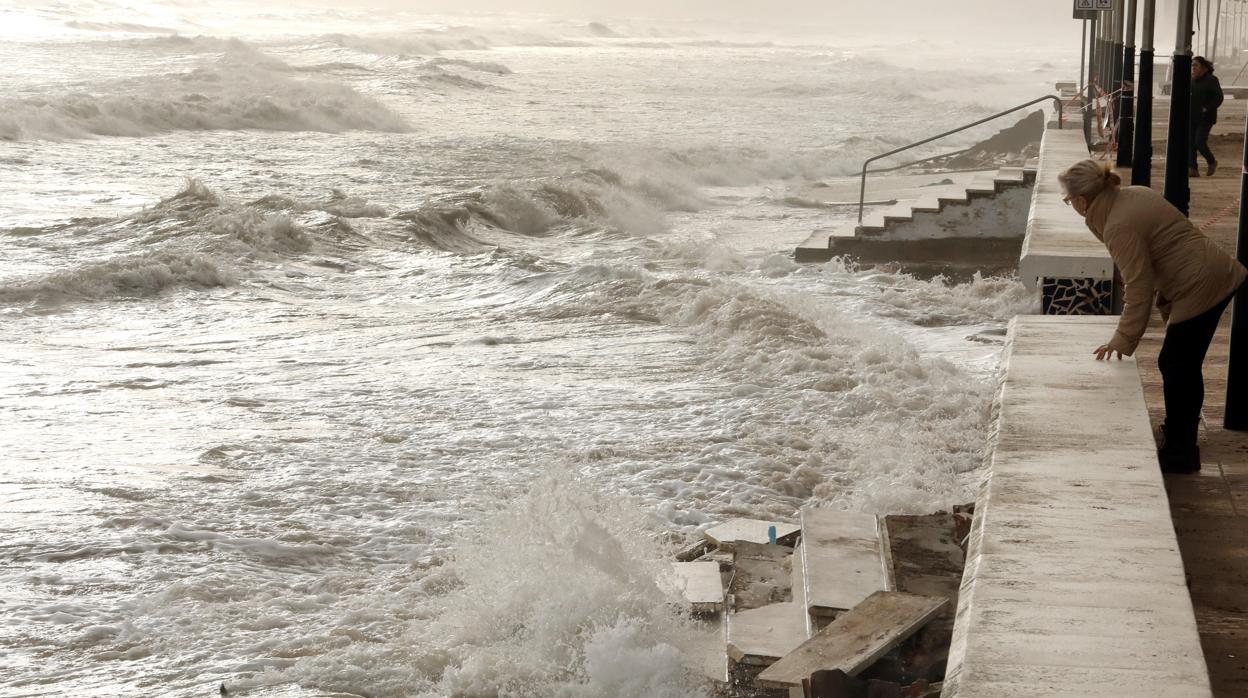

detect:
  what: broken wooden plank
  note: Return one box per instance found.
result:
[671,561,725,614]
[704,518,800,550]
[756,591,946,690]
[799,507,888,617]
[725,601,810,666]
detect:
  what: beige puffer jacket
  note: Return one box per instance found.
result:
[1084,185,1246,355]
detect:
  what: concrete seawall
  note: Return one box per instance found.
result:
[943,111,1214,696]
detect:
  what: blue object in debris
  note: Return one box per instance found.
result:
[767,525,777,545]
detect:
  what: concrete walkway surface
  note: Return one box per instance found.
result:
[1126,95,1248,698]
[943,316,1210,698]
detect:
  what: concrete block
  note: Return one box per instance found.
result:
[671,561,725,614]
[798,508,889,618]
[726,601,810,666]
[943,316,1211,698]
[756,591,946,690]
[703,518,799,550]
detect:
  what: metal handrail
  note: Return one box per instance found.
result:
[856,94,1064,226]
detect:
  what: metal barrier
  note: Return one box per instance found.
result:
[856,95,1064,226]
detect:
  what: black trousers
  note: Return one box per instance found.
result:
[1190,120,1216,168]
[1158,291,1236,445]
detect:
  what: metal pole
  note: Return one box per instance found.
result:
[1165,0,1196,214]
[1113,2,1125,92]
[1134,0,1157,185]
[1214,0,1224,61]
[1082,19,1089,98]
[1088,14,1100,143]
[1223,99,1248,430]
[1206,0,1213,54]
[1114,1,1126,100]
[1120,0,1140,166]
[1203,0,1213,53]
[1102,10,1113,92]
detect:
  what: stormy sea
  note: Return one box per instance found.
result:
[0,2,1072,695]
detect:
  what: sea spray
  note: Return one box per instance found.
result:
[263,469,710,697]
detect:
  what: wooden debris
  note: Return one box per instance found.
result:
[756,591,946,690]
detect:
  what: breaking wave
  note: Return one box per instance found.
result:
[500,259,997,516]
[429,57,512,75]
[0,181,388,307]
[0,55,409,140]
[0,252,228,304]
[66,20,176,34]
[319,32,487,56]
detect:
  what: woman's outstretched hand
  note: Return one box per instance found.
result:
[1094,344,1123,361]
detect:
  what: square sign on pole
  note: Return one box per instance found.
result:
[1074,0,1112,20]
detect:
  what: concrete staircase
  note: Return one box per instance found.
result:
[795,163,1038,269]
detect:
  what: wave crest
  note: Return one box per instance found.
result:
[0,60,409,141]
[0,251,228,305]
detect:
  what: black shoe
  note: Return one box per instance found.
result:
[1207,161,1218,177]
[1159,442,1201,474]
[1190,166,1201,178]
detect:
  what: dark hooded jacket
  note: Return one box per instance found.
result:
[1191,71,1224,126]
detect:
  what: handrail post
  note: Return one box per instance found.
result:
[857,163,869,226]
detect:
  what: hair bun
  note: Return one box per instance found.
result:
[1104,167,1122,187]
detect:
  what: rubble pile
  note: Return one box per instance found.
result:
[668,507,973,698]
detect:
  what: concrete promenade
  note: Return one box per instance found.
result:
[945,315,1210,697]
[1125,96,1248,697]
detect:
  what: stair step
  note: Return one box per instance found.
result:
[798,508,889,619]
[755,591,947,690]
[911,197,942,213]
[993,167,1026,186]
[726,601,810,667]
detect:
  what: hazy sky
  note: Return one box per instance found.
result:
[355,0,1084,42]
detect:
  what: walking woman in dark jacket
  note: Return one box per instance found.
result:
[1190,55,1224,177]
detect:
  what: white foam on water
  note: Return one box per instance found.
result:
[0,6,1074,695]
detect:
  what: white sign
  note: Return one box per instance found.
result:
[1074,0,1112,18]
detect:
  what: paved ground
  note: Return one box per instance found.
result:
[1114,95,1248,697]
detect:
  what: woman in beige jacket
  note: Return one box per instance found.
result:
[1059,159,1246,473]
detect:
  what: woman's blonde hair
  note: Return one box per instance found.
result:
[1058,159,1121,200]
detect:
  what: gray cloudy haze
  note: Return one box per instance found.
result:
[343,0,1083,43]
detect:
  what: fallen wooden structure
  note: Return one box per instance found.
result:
[669,509,969,696]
